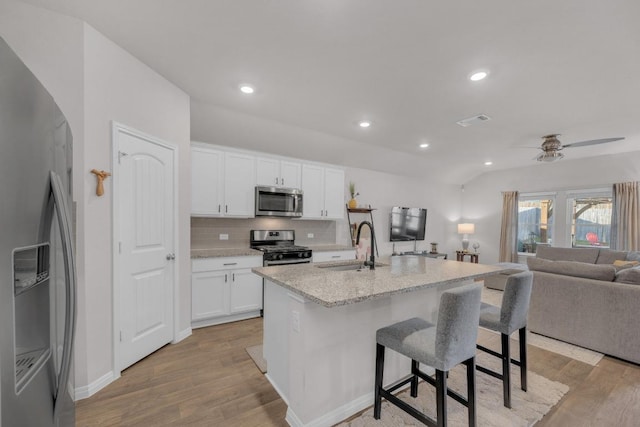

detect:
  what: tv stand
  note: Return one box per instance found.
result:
[394,251,448,260]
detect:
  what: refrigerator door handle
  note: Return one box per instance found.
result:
[49,171,77,416]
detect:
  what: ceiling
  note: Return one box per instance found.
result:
[19,0,640,183]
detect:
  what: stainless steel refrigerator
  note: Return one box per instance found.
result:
[0,36,76,426]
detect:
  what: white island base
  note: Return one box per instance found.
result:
[263,278,472,427]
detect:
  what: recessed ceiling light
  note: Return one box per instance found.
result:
[469,71,488,81]
[359,121,371,128]
[419,143,429,148]
[239,84,255,94]
[484,161,493,166]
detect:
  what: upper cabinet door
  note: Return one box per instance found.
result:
[224,152,256,217]
[323,168,345,219]
[279,160,301,189]
[191,147,224,216]
[302,164,325,219]
[256,157,280,187]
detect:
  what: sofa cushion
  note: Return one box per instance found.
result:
[596,249,629,264]
[614,266,640,285]
[527,257,616,281]
[535,246,599,263]
[627,251,640,262]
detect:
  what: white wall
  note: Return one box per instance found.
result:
[341,167,462,258]
[462,150,640,265]
[0,1,191,394]
[82,26,191,385]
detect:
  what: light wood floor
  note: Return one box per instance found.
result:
[77,318,640,426]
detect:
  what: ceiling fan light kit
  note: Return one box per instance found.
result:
[534,134,625,162]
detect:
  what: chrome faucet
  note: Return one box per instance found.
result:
[356,221,376,270]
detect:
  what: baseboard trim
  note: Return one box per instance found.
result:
[191,311,261,329]
[74,371,117,400]
[265,373,289,406]
[285,393,373,427]
[173,327,192,343]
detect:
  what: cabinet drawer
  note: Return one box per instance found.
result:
[192,256,262,272]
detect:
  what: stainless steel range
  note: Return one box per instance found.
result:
[250,230,312,266]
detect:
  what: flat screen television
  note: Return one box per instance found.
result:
[389,207,427,242]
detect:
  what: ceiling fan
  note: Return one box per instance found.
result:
[534,134,625,162]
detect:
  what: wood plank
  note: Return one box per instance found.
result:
[77,318,640,427]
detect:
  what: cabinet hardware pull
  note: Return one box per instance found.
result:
[232,273,235,281]
[275,177,278,184]
[225,274,228,283]
[331,255,340,258]
[223,262,237,266]
[282,178,284,185]
[218,204,221,213]
[225,205,228,213]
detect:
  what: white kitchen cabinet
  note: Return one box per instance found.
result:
[312,249,356,262]
[301,164,345,219]
[192,270,228,321]
[256,157,301,189]
[191,144,256,217]
[224,152,256,217]
[230,269,263,313]
[191,146,224,216]
[191,256,263,328]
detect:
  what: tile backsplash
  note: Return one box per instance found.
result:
[191,217,337,249]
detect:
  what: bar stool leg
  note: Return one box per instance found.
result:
[466,357,477,427]
[435,369,447,427]
[501,333,511,409]
[374,343,385,419]
[519,327,527,391]
[410,360,419,398]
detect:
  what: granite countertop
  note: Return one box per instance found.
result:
[307,244,355,252]
[191,248,262,258]
[252,256,507,307]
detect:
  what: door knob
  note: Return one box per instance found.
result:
[166,253,176,260]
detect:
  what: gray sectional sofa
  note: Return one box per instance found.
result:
[527,246,640,364]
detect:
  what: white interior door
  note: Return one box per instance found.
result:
[115,125,176,371]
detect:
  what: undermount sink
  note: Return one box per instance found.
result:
[315,262,387,272]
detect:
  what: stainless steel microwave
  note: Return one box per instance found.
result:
[255,186,303,217]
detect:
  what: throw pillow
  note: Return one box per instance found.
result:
[627,251,640,262]
[614,266,640,285]
[613,260,640,271]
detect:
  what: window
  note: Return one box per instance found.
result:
[568,192,612,248]
[518,196,554,253]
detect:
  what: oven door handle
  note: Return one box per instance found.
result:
[264,259,312,266]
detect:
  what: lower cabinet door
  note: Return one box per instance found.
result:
[230,269,263,314]
[192,270,229,320]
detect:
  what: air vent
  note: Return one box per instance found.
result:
[456,114,491,127]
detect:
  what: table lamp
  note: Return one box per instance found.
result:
[457,223,475,251]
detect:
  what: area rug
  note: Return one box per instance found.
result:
[337,350,569,427]
[245,344,267,373]
[481,287,604,366]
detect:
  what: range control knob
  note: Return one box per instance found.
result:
[298,252,303,258]
[278,254,284,260]
[305,251,312,258]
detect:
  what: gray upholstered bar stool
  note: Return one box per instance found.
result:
[476,271,533,409]
[374,283,483,427]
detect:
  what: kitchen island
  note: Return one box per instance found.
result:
[252,256,505,427]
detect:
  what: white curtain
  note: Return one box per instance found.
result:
[499,191,519,262]
[611,181,640,251]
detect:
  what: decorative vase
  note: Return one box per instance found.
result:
[430,242,438,254]
[348,198,357,209]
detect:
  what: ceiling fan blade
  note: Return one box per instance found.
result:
[562,137,625,149]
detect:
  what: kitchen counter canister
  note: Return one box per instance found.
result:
[191,248,262,258]
[256,256,509,427]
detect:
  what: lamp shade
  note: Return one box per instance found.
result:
[457,223,475,234]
